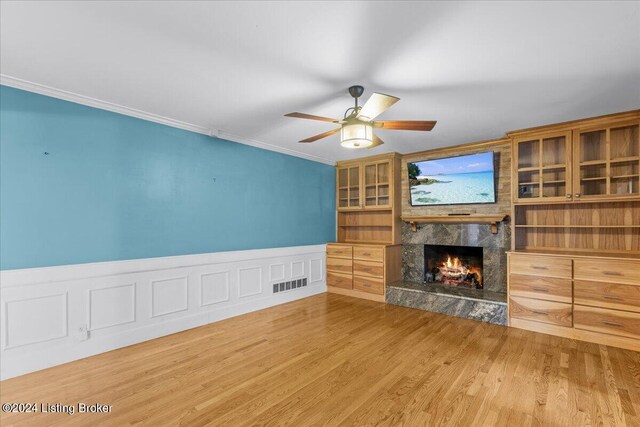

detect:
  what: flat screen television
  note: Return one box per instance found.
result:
[408,151,496,206]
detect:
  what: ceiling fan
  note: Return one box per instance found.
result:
[285,85,436,149]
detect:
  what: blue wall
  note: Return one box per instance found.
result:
[0,86,335,270]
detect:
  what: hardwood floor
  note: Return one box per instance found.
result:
[1,293,639,426]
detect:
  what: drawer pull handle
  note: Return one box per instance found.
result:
[602,321,623,327]
[532,310,548,316]
[532,287,549,292]
[531,265,548,270]
[603,295,623,301]
[603,271,623,276]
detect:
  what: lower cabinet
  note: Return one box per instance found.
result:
[326,243,401,302]
[508,252,640,351]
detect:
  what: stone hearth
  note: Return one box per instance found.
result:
[386,281,507,325]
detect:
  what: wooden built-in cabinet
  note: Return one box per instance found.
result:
[513,131,572,203]
[574,121,640,200]
[509,111,640,350]
[508,252,640,351]
[326,243,402,302]
[511,112,640,257]
[512,113,639,203]
[336,153,402,245]
[330,153,403,301]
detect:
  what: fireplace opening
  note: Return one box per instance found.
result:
[424,244,483,289]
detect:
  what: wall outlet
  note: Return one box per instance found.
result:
[76,325,89,341]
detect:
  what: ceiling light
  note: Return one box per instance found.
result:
[340,120,373,149]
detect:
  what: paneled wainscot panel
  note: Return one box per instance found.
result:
[200,272,230,306]
[292,261,305,278]
[89,284,136,330]
[151,277,189,317]
[310,258,323,283]
[238,267,263,298]
[5,293,68,349]
[269,264,285,282]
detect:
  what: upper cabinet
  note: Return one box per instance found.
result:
[511,112,640,204]
[363,160,391,208]
[574,121,639,200]
[514,131,572,203]
[338,164,362,209]
[337,156,395,211]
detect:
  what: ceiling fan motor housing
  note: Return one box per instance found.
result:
[348,85,365,99]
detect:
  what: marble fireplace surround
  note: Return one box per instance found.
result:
[386,222,510,325]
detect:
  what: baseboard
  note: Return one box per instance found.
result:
[0,245,326,380]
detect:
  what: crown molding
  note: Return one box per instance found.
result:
[0,74,335,166]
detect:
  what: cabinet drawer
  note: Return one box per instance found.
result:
[353,276,384,295]
[509,296,572,327]
[509,254,572,278]
[353,246,384,262]
[574,280,640,313]
[574,259,640,286]
[326,257,352,274]
[353,260,384,278]
[326,244,352,259]
[509,274,572,303]
[574,305,640,339]
[327,271,352,290]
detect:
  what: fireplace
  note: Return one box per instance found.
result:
[424,244,483,289]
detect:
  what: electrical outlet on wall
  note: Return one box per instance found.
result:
[76,325,89,341]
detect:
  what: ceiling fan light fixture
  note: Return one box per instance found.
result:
[340,121,373,149]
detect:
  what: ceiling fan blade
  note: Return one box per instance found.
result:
[356,93,400,121]
[375,120,437,131]
[299,128,341,143]
[367,133,384,149]
[285,112,339,123]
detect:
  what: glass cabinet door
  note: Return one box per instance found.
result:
[337,167,349,209]
[348,165,361,207]
[610,123,639,196]
[515,132,571,202]
[363,160,391,207]
[337,165,361,209]
[574,122,639,200]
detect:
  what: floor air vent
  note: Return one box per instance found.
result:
[273,278,307,293]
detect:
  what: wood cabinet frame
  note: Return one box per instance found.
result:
[572,118,640,202]
[512,130,573,204]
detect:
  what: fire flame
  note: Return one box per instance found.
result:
[437,254,482,286]
[445,255,461,269]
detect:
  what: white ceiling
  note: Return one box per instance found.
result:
[1,1,639,163]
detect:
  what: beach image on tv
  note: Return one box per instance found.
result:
[408,152,495,206]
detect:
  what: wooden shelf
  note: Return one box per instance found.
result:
[611,156,640,163]
[580,176,606,181]
[579,160,607,166]
[541,164,567,170]
[517,166,540,172]
[402,214,509,234]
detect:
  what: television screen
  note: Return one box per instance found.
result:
[408,151,496,206]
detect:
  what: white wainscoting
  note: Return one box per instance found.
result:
[0,244,326,380]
